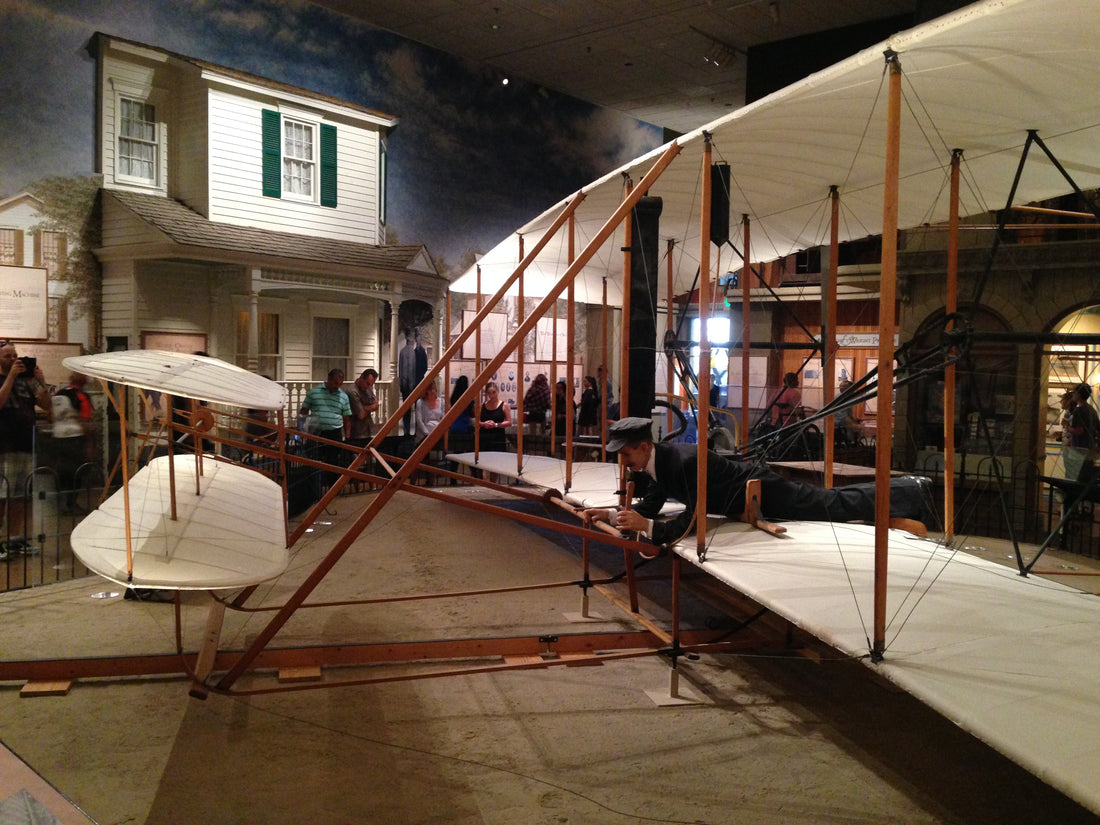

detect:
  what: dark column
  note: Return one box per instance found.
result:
[627,196,663,419]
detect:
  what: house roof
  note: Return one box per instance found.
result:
[0,191,43,213]
[89,32,397,126]
[106,189,440,280]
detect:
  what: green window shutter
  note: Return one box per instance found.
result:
[319,124,337,207]
[262,109,281,198]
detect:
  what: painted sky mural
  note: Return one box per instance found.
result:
[0,0,663,274]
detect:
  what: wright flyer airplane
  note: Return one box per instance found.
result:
[4,0,1100,816]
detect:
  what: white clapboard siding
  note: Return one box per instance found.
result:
[206,91,381,244]
[135,263,211,334]
[171,72,209,214]
[101,261,136,340]
[100,193,166,248]
[281,310,312,382]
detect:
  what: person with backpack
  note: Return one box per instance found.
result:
[51,371,95,510]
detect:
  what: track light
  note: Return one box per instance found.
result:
[703,42,737,67]
[692,26,740,68]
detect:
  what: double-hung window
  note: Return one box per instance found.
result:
[118,97,158,184]
[262,109,337,207]
[0,229,23,265]
[37,230,67,278]
[312,316,350,382]
[282,119,315,199]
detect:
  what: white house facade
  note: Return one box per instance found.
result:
[88,33,447,400]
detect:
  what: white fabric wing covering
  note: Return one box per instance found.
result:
[678,521,1100,817]
[445,451,684,514]
[71,456,288,590]
[63,349,286,410]
[453,0,1100,303]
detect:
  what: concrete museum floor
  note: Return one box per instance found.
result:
[1,485,1099,825]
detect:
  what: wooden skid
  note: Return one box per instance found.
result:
[0,629,749,686]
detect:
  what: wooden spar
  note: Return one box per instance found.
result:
[824,186,840,488]
[670,552,682,697]
[1010,204,1098,219]
[620,177,633,418]
[945,149,962,539]
[475,264,483,460]
[872,52,902,662]
[740,214,751,448]
[516,236,525,476]
[192,399,202,495]
[166,395,178,521]
[566,214,576,488]
[666,239,675,438]
[601,275,609,461]
[218,142,682,691]
[697,136,713,559]
[551,277,558,446]
[101,381,135,580]
[444,293,451,453]
[916,222,1100,231]
[277,408,289,549]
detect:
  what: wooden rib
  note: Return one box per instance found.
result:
[872,54,902,661]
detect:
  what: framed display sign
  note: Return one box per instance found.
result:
[140,331,208,354]
[0,266,48,340]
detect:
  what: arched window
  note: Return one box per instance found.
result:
[908,305,1014,456]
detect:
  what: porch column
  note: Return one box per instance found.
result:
[248,269,261,373]
[388,296,401,382]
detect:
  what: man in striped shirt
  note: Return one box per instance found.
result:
[300,369,351,442]
[299,369,352,497]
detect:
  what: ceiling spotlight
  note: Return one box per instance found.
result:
[501,76,509,86]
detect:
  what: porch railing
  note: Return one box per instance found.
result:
[278,379,396,428]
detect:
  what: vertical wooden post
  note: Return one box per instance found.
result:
[551,287,559,448]
[566,215,576,489]
[619,179,634,418]
[166,394,178,521]
[192,398,202,494]
[103,381,135,581]
[670,553,682,698]
[873,52,902,661]
[944,149,962,539]
[475,265,483,460]
[741,215,751,447]
[277,408,289,548]
[601,277,609,461]
[824,185,840,487]
[517,237,526,476]
[444,293,451,453]
[666,240,675,439]
[697,136,714,559]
